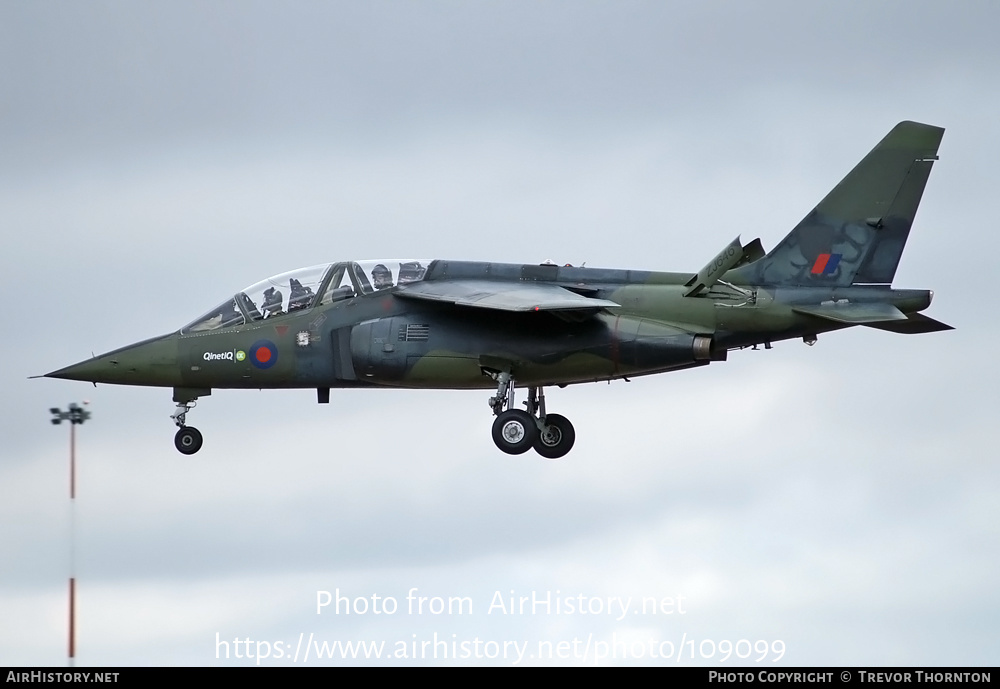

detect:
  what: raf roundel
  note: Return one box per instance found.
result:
[249,340,279,370]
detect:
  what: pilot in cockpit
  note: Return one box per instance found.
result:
[262,287,283,318]
[288,278,315,311]
[372,264,394,290]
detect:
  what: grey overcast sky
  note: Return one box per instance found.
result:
[1,1,997,666]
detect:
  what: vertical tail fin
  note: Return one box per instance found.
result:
[732,121,944,287]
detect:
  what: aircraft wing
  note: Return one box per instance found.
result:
[394,279,620,312]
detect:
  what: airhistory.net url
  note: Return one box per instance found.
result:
[214,632,786,665]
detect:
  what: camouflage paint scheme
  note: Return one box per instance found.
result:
[45,121,951,456]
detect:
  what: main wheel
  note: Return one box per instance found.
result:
[174,426,204,455]
[533,413,575,459]
[492,410,538,455]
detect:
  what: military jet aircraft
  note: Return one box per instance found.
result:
[44,121,951,458]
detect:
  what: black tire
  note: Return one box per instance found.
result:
[491,410,538,455]
[174,427,203,455]
[533,413,575,459]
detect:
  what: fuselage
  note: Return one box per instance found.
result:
[46,258,934,393]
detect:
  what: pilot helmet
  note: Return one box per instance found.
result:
[372,264,392,289]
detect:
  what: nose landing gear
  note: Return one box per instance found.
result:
[170,388,208,455]
[487,371,575,459]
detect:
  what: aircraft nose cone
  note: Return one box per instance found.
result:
[45,334,181,386]
[46,358,113,382]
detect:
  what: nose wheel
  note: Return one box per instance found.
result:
[486,371,575,458]
[174,426,203,455]
[169,390,205,455]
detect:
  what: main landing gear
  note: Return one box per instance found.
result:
[170,396,203,455]
[487,371,575,459]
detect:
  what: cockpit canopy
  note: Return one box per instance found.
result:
[183,259,430,333]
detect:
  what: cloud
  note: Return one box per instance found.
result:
[2,1,997,666]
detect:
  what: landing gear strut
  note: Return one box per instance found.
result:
[486,371,575,459]
[170,389,206,455]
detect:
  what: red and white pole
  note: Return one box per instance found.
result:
[69,421,76,667]
[51,404,88,667]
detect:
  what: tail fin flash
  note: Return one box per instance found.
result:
[732,121,944,287]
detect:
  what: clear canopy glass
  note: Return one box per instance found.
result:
[182,259,430,333]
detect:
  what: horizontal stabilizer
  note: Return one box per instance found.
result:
[863,313,954,334]
[395,279,620,312]
[792,302,907,324]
